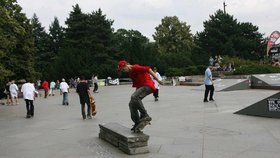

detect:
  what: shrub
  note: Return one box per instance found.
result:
[234,64,280,75]
[222,56,256,67]
[165,68,184,76]
[165,65,207,77]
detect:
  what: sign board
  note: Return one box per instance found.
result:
[268,98,280,112]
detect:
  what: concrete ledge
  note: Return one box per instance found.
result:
[99,122,149,155]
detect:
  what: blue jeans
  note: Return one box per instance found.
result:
[62,92,69,105]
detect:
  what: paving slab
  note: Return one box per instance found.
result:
[0,85,280,158]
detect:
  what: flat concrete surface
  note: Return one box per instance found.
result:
[0,85,280,158]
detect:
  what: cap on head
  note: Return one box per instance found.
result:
[118,60,127,71]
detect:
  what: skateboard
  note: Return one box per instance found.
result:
[89,95,97,116]
[133,117,152,133]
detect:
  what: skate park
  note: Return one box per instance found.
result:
[1,81,280,158]
[2,0,280,157]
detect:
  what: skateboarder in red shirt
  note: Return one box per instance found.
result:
[118,60,163,132]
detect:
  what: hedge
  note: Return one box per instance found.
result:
[233,64,280,75]
[165,65,206,76]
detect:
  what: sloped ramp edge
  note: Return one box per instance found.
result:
[251,75,271,87]
[221,79,250,91]
[234,92,280,118]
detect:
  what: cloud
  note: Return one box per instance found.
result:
[17,0,280,39]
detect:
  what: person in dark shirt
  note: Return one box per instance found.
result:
[76,76,91,120]
[5,82,11,105]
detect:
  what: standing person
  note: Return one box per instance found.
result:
[49,80,56,96]
[36,80,41,90]
[21,80,36,118]
[92,75,99,93]
[151,67,162,101]
[203,65,215,102]
[56,80,60,89]
[218,55,222,63]
[60,78,69,105]
[5,82,11,105]
[41,80,49,98]
[76,76,91,120]
[117,60,163,132]
[209,56,214,66]
[9,80,19,105]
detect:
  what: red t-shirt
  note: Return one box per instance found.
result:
[42,81,49,90]
[128,64,156,92]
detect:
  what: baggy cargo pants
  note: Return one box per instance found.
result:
[129,86,152,124]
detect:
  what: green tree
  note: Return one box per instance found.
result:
[53,5,115,79]
[153,16,194,54]
[0,0,37,85]
[196,10,263,60]
[153,16,195,70]
[49,17,64,57]
[113,29,157,65]
[47,17,64,79]
[31,14,51,78]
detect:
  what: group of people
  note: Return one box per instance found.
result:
[5,77,91,119]
[23,78,67,118]
[3,60,213,133]
[209,55,222,67]
[4,75,101,119]
[209,55,235,72]
[271,59,280,67]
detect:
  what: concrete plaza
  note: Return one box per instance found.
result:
[0,85,280,158]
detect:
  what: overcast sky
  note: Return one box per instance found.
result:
[17,0,280,40]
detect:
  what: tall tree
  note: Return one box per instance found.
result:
[196,10,263,60]
[53,5,115,79]
[31,14,51,78]
[87,8,114,65]
[153,16,194,54]
[49,17,64,57]
[64,4,88,48]
[0,0,37,85]
[153,16,195,69]
[113,29,156,64]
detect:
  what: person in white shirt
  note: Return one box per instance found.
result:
[9,80,19,105]
[204,65,215,102]
[21,80,36,118]
[151,67,162,101]
[92,75,99,93]
[49,81,56,96]
[60,78,69,105]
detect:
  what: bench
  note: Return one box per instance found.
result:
[99,122,149,155]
